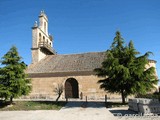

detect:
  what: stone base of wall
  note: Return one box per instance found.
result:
[20,93,123,101]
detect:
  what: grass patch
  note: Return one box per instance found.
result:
[106,102,128,108]
[0,101,67,111]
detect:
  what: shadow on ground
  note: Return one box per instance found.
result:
[0,100,11,109]
[109,109,138,116]
[63,101,105,108]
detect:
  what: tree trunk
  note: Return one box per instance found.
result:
[56,95,60,103]
[10,96,13,104]
[56,93,62,103]
[121,89,125,104]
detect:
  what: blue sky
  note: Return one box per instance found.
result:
[0,0,160,79]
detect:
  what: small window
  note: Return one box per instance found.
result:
[44,22,46,33]
[39,33,41,42]
[43,36,45,42]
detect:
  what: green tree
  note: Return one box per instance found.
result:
[94,31,158,103]
[0,46,31,103]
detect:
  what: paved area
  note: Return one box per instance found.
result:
[0,101,160,120]
[108,107,160,120]
[0,101,116,120]
[60,101,117,120]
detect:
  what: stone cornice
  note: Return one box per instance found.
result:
[28,71,95,78]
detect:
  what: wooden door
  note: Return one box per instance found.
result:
[65,78,79,98]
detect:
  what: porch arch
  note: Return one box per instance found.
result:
[65,78,79,98]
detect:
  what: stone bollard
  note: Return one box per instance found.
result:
[86,96,87,103]
[105,95,107,103]
[80,92,83,100]
[66,97,68,102]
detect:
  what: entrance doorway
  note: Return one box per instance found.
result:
[65,78,79,98]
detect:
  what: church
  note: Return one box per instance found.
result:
[26,11,158,100]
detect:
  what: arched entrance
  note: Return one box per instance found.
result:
[65,78,79,98]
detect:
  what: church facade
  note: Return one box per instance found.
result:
[26,11,158,100]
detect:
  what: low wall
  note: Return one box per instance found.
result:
[129,98,160,114]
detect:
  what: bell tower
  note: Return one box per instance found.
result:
[39,11,48,35]
[31,11,56,64]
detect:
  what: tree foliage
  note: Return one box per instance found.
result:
[0,46,31,103]
[94,31,158,103]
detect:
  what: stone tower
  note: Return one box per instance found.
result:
[31,11,56,64]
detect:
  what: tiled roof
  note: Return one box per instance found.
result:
[27,52,106,73]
